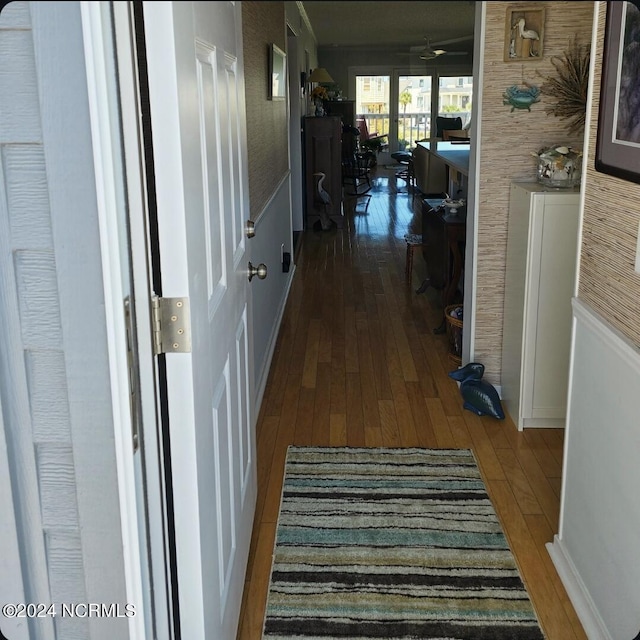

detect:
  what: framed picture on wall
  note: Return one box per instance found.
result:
[269,44,286,100]
[504,5,545,61]
[595,1,640,184]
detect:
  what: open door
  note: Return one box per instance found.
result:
[140,3,258,638]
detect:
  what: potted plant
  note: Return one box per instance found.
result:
[361,137,384,154]
[310,85,328,116]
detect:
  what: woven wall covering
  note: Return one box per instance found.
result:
[578,2,640,347]
[476,2,594,383]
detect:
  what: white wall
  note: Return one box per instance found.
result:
[548,299,640,640]
[251,175,295,408]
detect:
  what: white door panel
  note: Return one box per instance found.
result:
[143,2,256,638]
[195,41,227,310]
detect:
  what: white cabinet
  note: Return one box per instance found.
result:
[501,182,580,429]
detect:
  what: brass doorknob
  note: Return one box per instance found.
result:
[245,220,255,238]
[248,262,267,282]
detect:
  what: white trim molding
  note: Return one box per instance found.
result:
[80,3,147,638]
[550,297,640,640]
[546,536,611,640]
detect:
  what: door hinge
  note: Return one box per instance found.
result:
[151,296,192,355]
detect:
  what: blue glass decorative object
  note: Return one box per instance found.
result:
[460,378,505,420]
[449,362,485,382]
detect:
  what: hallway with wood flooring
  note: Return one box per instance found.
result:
[237,168,586,640]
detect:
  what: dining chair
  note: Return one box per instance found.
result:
[435,116,463,139]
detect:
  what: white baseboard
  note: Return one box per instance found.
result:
[546,536,611,640]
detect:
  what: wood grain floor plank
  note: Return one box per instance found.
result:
[464,413,507,481]
[346,372,365,446]
[356,319,381,431]
[541,429,565,468]
[488,480,583,640]
[317,315,333,365]
[426,397,458,448]
[344,305,359,374]
[329,413,347,446]
[261,332,294,417]
[524,429,563,478]
[254,415,280,522]
[261,380,299,523]
[482,412,513,450]
[496,447,543,515]
[511,445,562,530]
[412,337,439,399]
[378,398,402,447]
[330,322,347,415]
[423,335,464,417]
[380,267,419,382]
[369,296,394,401]
[246,414,280,577]
[293,386,315,445]
[236,522,276,640]
[447,414,474,449]
[406,381,438,447]
[391,385,420,447]
[364,424,384,446]
[311,362,331,445]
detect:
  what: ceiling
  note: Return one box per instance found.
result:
[300,1,477,50]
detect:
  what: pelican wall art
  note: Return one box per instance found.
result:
[504,6,546,62]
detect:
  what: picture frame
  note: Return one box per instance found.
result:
[269,44,286,100]
[595,1,640,185]
[504,5,545,62]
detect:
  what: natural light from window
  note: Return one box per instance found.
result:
[397,75,432,148]
[355,74,473,150]
[438,76,473,128]
[355,75,391,139]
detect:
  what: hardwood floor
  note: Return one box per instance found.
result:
[236,167,586,640]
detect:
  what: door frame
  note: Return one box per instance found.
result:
[462,2,485,366]
[80,2,175,638]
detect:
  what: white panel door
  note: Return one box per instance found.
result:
[143,3,257,638]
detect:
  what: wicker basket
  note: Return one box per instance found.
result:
[444,304,463,366]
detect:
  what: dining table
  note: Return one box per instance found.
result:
[416,140,470,192]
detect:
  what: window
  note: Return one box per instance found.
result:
[355,74,390,136]
[396,74,432,145]
[438,76,473,127]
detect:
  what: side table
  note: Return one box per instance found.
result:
[417,201,466,333]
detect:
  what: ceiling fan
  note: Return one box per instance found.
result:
[399,35,472,61]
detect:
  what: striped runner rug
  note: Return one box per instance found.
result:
[262,446,545,640]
